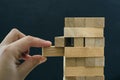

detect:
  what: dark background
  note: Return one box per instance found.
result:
[0,0,119,80]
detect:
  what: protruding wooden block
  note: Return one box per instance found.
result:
[85,17,105,28]
[64,28,103,37]
[55,36,65,47]
[85,37,104,47]
[65,17,85,27]
[65,47,104,57]
[65,67,104,77]
[85,57,105,67]
[76,58,85,66]
[74,38,84,47]
[86,76,104,80]
[42,46,64,57]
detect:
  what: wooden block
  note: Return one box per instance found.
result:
[64,28,103,37]
[65,47,104,57]
[65,17,85,27]
[66,58,76,67]
[85,57,105,67]
[65,77,76,80]
[74,38,84,47]
[86,76,104,80]
[55,36,65,47]
[85,17,105,27]
[76,77,86,80]
[85,37,104,47]
[42,46,64,57]
[65,67,104,77]
[76,58,85,66]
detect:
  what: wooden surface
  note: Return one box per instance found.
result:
[42,46,64,57]
[65,67,104,76]
[55,36,65,47]
[65,47,104,57]
[85,57,104,67]
[65,17,104,28]
[64,28,103,37]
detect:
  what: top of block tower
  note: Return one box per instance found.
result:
[64,17,105,28]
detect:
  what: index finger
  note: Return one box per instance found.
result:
[10,36,52,57]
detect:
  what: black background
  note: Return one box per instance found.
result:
[0,0,120,80]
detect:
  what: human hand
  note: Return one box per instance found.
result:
[0,28,51,80]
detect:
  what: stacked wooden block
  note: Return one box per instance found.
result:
[42,17,105,80]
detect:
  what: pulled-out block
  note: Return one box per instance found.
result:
[65,67,104,77]
[85,17,105,28]
[65,17,85,27]
[65,47,104,57]
[42,46,64,57]
[85,37,104,47]
[55,36,65,47]
[86,76,104,80]
[64,28,103,37]
[85,57,105,67]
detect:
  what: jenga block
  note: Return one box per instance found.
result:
[76,58,85,66]
[85,17,105,28]
[86,76,104,80]
[42,46,64,57]
[65,17,85,27]
[66,58,76,67]
[55,36,65,47]
[76,77,85,80]
[64,28,103,37]
[65,67,104,76]
[74,38,84,47]
[85,57,105,67]
[65,47,104,57]
[85,37,104,47]
[66,77,76,80]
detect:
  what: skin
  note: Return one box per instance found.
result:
[0,28,51,80]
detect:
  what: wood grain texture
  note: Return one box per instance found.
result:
[65,47,104,57]
[74,38,84,47]
[42,46,64,57]
[85,17,105,28]
[65,67,104,77]
[85,57,105,67]
[85,37,104,47]
[55,36,65,47]
[64,28,103,37]
[86,76,104,80]
[65,17,85,27]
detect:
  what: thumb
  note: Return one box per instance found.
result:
[17,55,47,79]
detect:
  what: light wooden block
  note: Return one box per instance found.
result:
[76,58,85,66]
[65,67,104,77]
[65,17,85,27]
[65,47,104,57]
[85,37,104,47]
[64,28,103,37]
[66,58,76,67]
[85,57,105,67]
[65,77,76,80]
[42,46,64,57]
[74,38,84,47]
[55,36,65,47]
[85,17,105,28]
[76,77,86,80]
[86,76,104,80]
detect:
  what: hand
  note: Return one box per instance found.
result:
[0,28,51,80]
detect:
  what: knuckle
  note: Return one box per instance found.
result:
[3,45,12,53]
[26,36,34,41]
[11,28,19,33]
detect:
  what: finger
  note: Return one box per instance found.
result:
[1,28,25,45]
[17,55,47,79]
[10,36,51,58]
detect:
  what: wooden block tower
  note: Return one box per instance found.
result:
[42,17,105,80]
